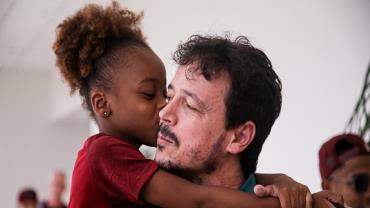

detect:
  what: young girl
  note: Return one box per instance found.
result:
[53,2,284,208]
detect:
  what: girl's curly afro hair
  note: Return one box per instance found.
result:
[53,1,149,115]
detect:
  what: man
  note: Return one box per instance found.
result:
[154,34,341,207]
[40,170,67,208]
[319,133,370,208]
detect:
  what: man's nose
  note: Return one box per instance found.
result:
[159,98,177,125]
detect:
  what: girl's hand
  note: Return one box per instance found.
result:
[254,174,312,208]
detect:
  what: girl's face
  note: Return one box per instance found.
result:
[106,48,166,147]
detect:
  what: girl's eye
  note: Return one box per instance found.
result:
[142,93,155,100]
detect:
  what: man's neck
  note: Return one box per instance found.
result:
[185,157,246,190]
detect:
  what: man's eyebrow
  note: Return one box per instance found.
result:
[168,83,206,109]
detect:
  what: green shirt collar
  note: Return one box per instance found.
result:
[239,174,256,194]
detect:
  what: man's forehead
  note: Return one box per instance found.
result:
[173,64,229,83]
[169,68,229,109]
[170,68,228,93]
[175,65,204,81]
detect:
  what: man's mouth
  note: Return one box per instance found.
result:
[157,133,174,145]
[158,123,179,146]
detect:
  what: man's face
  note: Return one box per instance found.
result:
[328,155,370,208]
[154,65,231,175]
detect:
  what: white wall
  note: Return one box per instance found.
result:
[0,71,90,207]
[50,69,86,124]
[125,0,370,192]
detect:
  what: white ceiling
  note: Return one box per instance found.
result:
[0,0,119,72]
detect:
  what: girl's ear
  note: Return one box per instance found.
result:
[91,90,111,118]
[225,121,256,154]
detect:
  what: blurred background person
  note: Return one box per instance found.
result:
[39,170,67,208]
[17,188,38,208]
[319,133,370,208]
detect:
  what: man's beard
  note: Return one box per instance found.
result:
[156,159,186,177]
[156,132,225,184]
[156,123,185,176]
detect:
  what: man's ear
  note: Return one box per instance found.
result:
[226,121,256,154]
[91,90,110,118]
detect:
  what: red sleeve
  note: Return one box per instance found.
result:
[87,135,158,204]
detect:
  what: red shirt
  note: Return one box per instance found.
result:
[69,133,158,208]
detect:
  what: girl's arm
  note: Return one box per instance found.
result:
[141,169,280,208]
